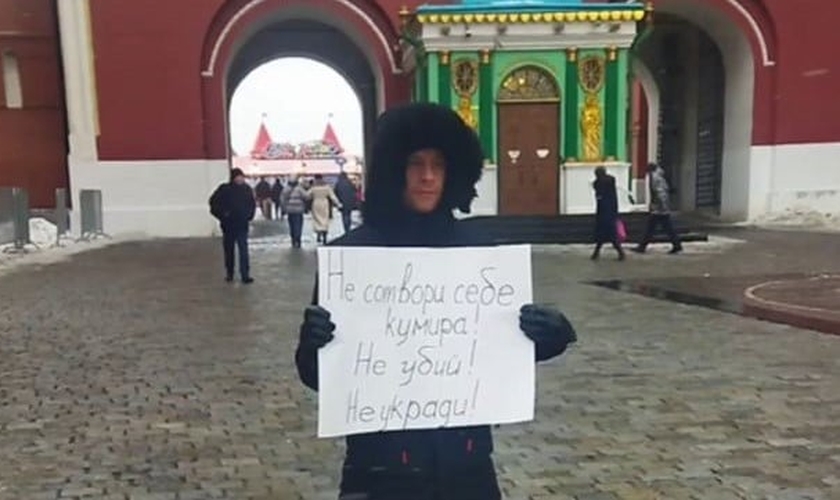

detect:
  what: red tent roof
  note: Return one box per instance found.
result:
[250,121,273,157]
[322,121,344,153]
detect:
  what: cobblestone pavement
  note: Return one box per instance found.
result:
[1,221,840,500]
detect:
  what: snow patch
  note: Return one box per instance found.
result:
[754,209,840,232]
[28,218,59,247]
[0,218,143,278]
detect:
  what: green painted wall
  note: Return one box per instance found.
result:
[479,55,493,159]
[617,49,629,162]
[427,52,440,102]
[564,52,579,160]
[438,55,452,108]
[490,50,565,164]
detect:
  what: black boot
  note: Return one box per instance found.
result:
[590,243,602,260]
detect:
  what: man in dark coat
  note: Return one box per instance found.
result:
[271,178,284,217]
[591,166,626,261]
[294,103,578,500]
[255,176,273,220]
[333,171,358,233]
[209,168,256,284]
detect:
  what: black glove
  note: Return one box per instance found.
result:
[299,305,336,350]
[519,304,577,361]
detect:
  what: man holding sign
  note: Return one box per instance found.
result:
[295,103,577,500]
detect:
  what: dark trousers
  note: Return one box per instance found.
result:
[287,213,304,247]
[341,210,353,233]
[592,240,625,259]
[222,228,250,279]
[338,461,501,500]
[638,213,682,250]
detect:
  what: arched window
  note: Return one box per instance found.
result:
[498,65,559,102]
[2,51,23,109]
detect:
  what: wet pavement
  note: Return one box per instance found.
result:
[1,218,840,499]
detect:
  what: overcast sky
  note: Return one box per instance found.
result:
[229,58,364,157]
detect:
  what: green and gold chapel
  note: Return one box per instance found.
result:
[399,0,649,216]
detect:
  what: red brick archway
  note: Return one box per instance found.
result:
[199,0,408,159]
[654,0,778,144]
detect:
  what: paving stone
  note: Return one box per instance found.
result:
[0,227,839,498]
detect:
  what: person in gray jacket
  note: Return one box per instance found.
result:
[633,162,683,254]
[281,177,309,248]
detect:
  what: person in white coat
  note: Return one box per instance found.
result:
[308,174,342,244]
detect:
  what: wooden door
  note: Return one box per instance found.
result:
[498,103,560,216]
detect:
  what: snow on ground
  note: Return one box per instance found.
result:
[753,209,840,232]
[531,234,747,256]
[0,218,141,278]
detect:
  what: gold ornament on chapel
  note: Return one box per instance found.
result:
[577,55,605,161]
[452,59,479,95]
[452,58,479,129]
[580,93,603,161]
[578,55,605,93]
[498,66,559,101]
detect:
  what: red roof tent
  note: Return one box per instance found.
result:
[250,121,273,157]
[321,120,344,154]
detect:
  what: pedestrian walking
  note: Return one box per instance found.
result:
[633,162,683,254]
[308,174,342,244]
[294,103,578,500]
[255,176,273,220]
[271,177,284,218]
[209,168,256,284]
[590,166,626,261]
[333,171,358,234]
[281,177,308,248]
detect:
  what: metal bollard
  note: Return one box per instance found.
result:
[55,188,72,247]
[1,187,34,254]
[78,189,110,241]
[0,187,13,246]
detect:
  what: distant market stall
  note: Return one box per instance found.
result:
[232,119,364,177]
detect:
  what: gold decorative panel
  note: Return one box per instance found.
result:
[580,93,603,161]
[452,59,479,96]
[578,55,605,93]
[498,66,559,101]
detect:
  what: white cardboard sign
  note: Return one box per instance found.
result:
[316,245,534,438]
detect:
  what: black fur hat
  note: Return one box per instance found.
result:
[363,102,484,228]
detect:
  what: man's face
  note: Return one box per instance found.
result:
[403,148,446,214]
[233,175,245,185]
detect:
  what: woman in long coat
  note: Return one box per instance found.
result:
[591,166,626,261]
[308,174,342,244]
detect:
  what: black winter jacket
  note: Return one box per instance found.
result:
[209,182,256,232]
[295,212,569,500]
[334,175,358,212]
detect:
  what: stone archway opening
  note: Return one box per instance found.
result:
[633,0,756,221]
[223,17,378,169]
[228,56,364,172]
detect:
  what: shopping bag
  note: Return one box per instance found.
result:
[616,219,628,242]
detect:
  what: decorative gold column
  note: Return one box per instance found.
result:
[578,53,606,162]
